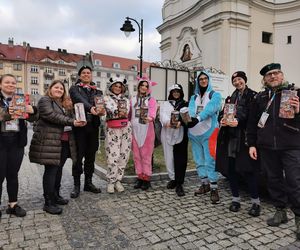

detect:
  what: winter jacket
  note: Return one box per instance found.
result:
[216,87,258,176]
[29,96,76,166]
[69,83,103,127]
[247,83,300,150]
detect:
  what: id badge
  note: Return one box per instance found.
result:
[135,108,140,118]
[3,119,19,132]
[257,112,269,128]
[196,105,204,114]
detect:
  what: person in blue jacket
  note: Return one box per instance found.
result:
[188,70,222,204]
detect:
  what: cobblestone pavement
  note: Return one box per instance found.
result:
[1,131,300,249]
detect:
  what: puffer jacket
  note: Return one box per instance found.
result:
[29,96,76,166]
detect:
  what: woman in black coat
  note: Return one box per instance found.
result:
[216,71,260,216]
[0,74,36,217]
[29,80,86,214]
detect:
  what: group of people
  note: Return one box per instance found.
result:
[0,63,299,240]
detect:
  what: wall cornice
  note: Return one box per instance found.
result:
[158,0,300,34]
[202,11,251,33]
[157,0,211,33]
[251,0,300,12]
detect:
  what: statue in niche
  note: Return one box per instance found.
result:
[180,44,193,62]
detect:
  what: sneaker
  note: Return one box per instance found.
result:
[107,183,115,194]
[248,203,261,217]
[167,180,176,189]
[267,208,288,227]
[175,185,185,197]
[229,202,241,212]
[194,184,210,196]
[6,204,26,217]
[115,181,125,193]
[210,189,220,204]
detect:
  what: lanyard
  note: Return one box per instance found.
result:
[3,97,12,108]
[264,93,276,113]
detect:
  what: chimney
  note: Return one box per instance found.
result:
[23,41,27,48]
[62,49,67,53]
[58,48,61,52]
[8,37,14,47]
[46,46,50,50]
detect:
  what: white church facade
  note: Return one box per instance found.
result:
[157,0,300,91]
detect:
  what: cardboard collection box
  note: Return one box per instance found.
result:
[279,90,297,119]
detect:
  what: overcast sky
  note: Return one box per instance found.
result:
[0,0,164,62]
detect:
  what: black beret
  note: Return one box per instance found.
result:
[231,71,247,83]
[78,65,92,76]
[260,63,281,76]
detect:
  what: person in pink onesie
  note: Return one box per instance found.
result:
[130,77,157,190]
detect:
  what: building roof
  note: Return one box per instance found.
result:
[0,42,152,72]
[0,44,27,61]
[92,53,151,72]
[26,47,83,64]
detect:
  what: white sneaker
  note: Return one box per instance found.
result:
[115,181,125,192]
[107,183,114,194]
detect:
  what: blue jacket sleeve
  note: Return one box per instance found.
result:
[198,92,222,121]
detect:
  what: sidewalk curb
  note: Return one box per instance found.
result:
[94,164,197,184]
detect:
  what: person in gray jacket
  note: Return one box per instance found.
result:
[29,80,86,214]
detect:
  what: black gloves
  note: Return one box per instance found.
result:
[187,117,199,128]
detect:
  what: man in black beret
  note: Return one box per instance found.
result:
[69,66,105,198]
[247,63,300,240]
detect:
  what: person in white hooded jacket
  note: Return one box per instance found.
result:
[160,84,189,196]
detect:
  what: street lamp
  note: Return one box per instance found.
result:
[120,17,143,77]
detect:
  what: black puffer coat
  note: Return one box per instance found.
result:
[29,96,76,166]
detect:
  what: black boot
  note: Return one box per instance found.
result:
[84,176,101,193]
[70,176,80,199]
[176,184,185,197]
[54,190,69,205]
[267,207,288,227]
[134,179,143,189]
[141,180,151,191]
[43,194,62,215]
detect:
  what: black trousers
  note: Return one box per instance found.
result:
[43,141,70,196]
[173,131,188,185]
[228,157,259,200]
[0,135,24,203]
[260,148,300,216]
[72,123,99,177]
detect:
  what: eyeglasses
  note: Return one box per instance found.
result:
[265,70,282,78]
[199,77,208,81]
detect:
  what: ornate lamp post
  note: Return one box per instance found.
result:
[120,17,143,77]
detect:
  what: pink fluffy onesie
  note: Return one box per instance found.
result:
[131,78,157,182]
